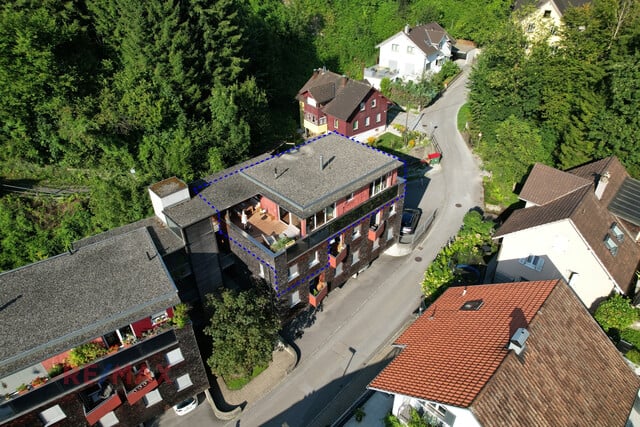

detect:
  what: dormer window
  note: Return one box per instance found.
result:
[611,223,624,242]
[519,255,544,271]
[604,235,618,256]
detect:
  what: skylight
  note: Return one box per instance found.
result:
[460,299,484,311]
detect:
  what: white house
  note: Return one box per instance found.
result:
[364,22,453,89]
[493,157,640,310]
[368,280,640,426]
[514,0,591,45]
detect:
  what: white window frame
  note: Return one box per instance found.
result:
[259,263,265,278]
[387,227,394,241]
[166,348,185,367]
[307,97,317,107]
[289,290,301,307]
[376,112,381,123]
[519,255,545,271]
[347,192,355,201]
[360,102,365,111]
[391,44,399,52]
[143,389,163,407]
[151,310,169,325]
[371,98,376,108]
[365,116,370,127]
[371,174,389,196]
[335,262,343,276]
[175,374,193,391]
[319,116,327,125]
[39,405,66,426]
[288,263,299,281]
[99,411,119,427]
[309,251,320,268]
[352,224,361,239]
[407,46,414,54]
[334,118,339,129]
[390,203,397,216]
[352,249,360,265]
[353,120,359,130]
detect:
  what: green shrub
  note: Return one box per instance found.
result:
[595,294,638,333]
[172,303,190,329]
[626,348,640,365]
[620,328,640,348]
[68,343,108,368]
[47,363,65,378]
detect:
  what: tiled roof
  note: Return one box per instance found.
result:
[518,163,590,205]
[369,280,639,426]
[405,22,453,57]
[513,0,590,13]
[472,281,639,427]
[369,281,558,407]
[495,157,640,293]
[296,68,376,121]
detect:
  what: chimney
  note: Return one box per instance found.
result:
[312,68,319,79]
[148,177,190,224]
[340,75,348,87]
[404,24,410,34]
[595,171,610,200]
[508,328,530,355]
[322,65,326,74]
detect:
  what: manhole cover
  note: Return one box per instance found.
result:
[455,203,462,208]
[415,257,423,262]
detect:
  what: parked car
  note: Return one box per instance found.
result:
[401,208,421,235]
[173,396,198,416]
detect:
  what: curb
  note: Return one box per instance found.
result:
[205,389,241,421]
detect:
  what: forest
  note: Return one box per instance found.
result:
[0,0,638,271]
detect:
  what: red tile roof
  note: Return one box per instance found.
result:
[370,280,640,426]
[369,280,558,407]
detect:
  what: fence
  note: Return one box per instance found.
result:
[399,209,437,246]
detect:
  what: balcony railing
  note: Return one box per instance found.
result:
[85,391,122,426]
[0,330,177,424]
[125,377,159,405]
[329,244,348,268]
[368,222,385,241]
[309,284,328,308]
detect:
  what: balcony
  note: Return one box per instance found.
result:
[329,242,348,268]
[309,281,328,308]
[368,222,385,241]
[83,383,122,426]
[123,363,159,405]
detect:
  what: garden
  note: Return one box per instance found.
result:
[594,293,640,365]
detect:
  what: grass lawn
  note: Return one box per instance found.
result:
[457,103,471,132]
[375,132,405,151]
[223,364,268,390]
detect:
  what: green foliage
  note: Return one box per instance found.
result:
[354,407,366,423]
[47,363,65,378]
[595,294,639,333]
[385,64,459,110]
[68,342,108,368]
[172,303,191,329]
[385,408,437,427]
[457,103,471,132]
[626,348,640,365]
[620,328,640,349]
[204,281,280,379]
[224,364,268,390]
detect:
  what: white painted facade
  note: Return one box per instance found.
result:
[390,393,481,427]
[519,0,564,45]
[495,219,620,309]
[374,30,451,85]
[149,185,190,225]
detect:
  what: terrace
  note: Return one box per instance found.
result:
[81,381,122,426]
[122,362,159,405]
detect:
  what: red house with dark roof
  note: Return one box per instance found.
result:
[369,280,640,426]
[296,68,391,138]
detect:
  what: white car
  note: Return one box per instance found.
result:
[173,396,198,416]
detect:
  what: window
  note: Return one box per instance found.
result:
[543,10,551,18]
[352,224,361,239]
[360,102,365,111]
[175,374,193,391]
[611,223,624,242]
[259,263,265,278]
[353,120,359,130]
[288,263,299,281]
[365,116,370,127]
[151,310,169,325]
[352,249,360,264]
[407,46,414,54]
[373,238,380,250]
[289,290,301,307]
[307,97,317,107]
[347,192,355,201]
[391,44,399,52]
[371,174,389,196]
[319,116,327,125]
[371,99,376,108]
[387,228,394,241]
[39,405,66,426]
[166,348,185,366]
[376,113,381,123]
[335,262,343,276]
[334,118,339,129]
[604,235,618,256]
[527,23,535,33]
[390,203,397,216]
[143,389,163,407]
[309,251,320,267]
[307,203,337,232]
[99,412,119,427]
[519,255,545,271]
[550,25,557,35]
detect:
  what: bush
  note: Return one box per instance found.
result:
[172,303,190,329]
[620,328,640,349]
[68,343,108,368]
[626,348,640,365]
[47,363,65,378]
[595,294,638,333]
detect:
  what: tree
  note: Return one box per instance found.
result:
[204,281,280,379]
[594,294,639,333]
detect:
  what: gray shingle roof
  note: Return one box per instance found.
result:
[513,0,591,14]
[0,228,179,377]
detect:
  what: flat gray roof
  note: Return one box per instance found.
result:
[165,133,403,226]
[0,228,179,377]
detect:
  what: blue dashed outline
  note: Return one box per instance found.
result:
[193,131,407,297]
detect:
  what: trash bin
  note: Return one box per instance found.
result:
[427,152,442,165]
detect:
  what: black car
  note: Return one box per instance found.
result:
[401,208,421,235]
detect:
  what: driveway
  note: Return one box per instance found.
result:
[160,65,482,427]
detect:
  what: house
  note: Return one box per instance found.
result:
[493,157,640,310]
[364,22,454,89]
[158,132,405,315]
[368,280,640,426]
[513,0,591,44]
[0,228,209,426]
[296,68,391,139]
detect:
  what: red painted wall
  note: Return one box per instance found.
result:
[326,90,390,137]
[336,186,369,216]
[259,196,278,219]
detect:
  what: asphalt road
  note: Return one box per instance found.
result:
[158,63,482,427]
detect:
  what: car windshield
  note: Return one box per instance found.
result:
[402,212,412,225]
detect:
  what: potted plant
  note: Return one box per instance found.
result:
[30,376,48,388]
[16,384,28,395]
[354,406,366,422]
